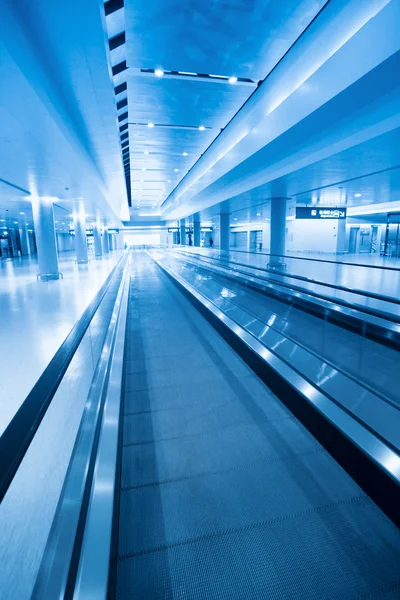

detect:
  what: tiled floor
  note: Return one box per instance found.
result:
[115,253,400,600]
[0,250,122,435]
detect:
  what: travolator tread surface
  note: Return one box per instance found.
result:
[114,254,400,600]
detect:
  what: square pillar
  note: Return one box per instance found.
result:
[219,213,230,252]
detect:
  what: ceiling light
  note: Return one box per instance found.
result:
[144,151,149,155]
[168,180,171,183]
[234,218,237,220]
[354,193,362,197]
[142,168,146,171]
[20,212,25,215]
[155,69,164,77]
[148,123,154,128]
[14,221,18,224]
[174,168,179,172]
[199,125,205,131]
[229,76,238,84]
[182,152,188,156]
[256,213,261,216]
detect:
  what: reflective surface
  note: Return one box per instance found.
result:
[151,249,400,452]
[114,252,400,600]
[0,251,123,436]
[176,247,400,316]
[0,253,123,599]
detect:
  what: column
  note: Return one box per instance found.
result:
[103,228,109,254]
[93,224,103,256]
[246,228,251,252]
[73,203,89,264]
[268,198,287,270]
[180,219,186,246]
[19,224,30,255]
[262,222,270,253]
[219,213,230,252]
[9,229,20,257]
[108,233,114,251]
[32,197,61,280]
[193,213,201,247]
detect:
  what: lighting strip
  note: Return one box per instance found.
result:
[127,122,212,131]
[136,68,256,86]
[347,202,400,216]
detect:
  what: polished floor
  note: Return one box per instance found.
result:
[0,250,122,436]
[114,253,400,600]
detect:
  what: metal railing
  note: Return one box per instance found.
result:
[0,251,130,600]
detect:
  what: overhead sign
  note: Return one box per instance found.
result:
[296,207,347,220]
[168,227,179,232]
[108,228,120,234]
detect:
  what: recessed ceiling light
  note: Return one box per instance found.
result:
[234,217,237,220]
[199,125,205,131]
[256,213,261,216]
[148,123,154,128]
[354,193,362,197]
[142,168,146,171]
[144,151,149,155]
[174,168,179,172]
[155,69,164,77]
[14,221,18,224]
[168,180,171,183]
[182,152,188,156]
[20,212,25,215]
[228,76,238,84]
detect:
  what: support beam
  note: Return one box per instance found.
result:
[73,203,89,264]
[32,197,61,280]
[193,214,201,247]
[219,213,230,251]
[93,224,103,256]
[180,219,186,246]
[103,228,109,254]
[268,198,287,270]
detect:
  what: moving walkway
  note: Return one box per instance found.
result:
[1,251,399,599]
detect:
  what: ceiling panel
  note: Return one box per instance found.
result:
[104,0,327,217]
[124,0,326,81]
[126,76,251,126]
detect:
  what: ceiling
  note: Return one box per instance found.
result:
[103,0,327,216]
[0,0,130,227]
[2,0,399,236]
[157,0,399,222]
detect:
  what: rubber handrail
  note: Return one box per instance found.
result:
[209,247,400,273]
[178,249,400,307]
[171,250,400,326]
[0,254,127,502]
